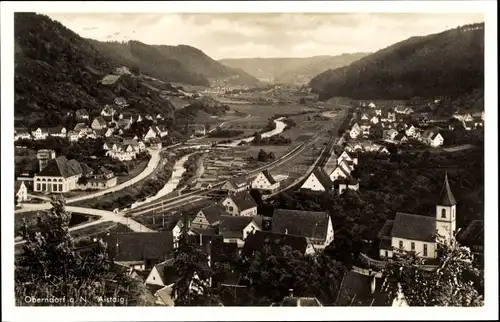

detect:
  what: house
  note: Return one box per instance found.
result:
[361,113,370,121]
[219,215,261,248]
[34,156,91,193]
[421,130,444,147]
[378,173,457,259]
[78,167,117,190]
[91,116,108,130]
[336,177,360,194]
[156,126,169,137]
[149,137,163,150]
[335,271,409,306]
[144,258,178,306]
[15,180,29,203]
[75,109,89,121]
[187,124,206,137]
[123,139,141,152]
[14,127,32,141]
[221,191,258,216]
[383,129,398,141]
[31,127,49,140]
[387,111,396,122]
[328,164,351,182]
[272,209,334,250]
[47,126,67,138]
[144,127,159,141]
[117,118,132,130]
[242,230,316,257]
[106,143,137,161]
[462,120,475,131]
[74,123,94,138]
[374,109,382,116]
[251,170,279,192]
[66,130,79,142]
[114,97,129,108]
[359,121,371,136]
[221,176,249,194]
[192,204,229,229]
[394,133,408,144]
[271,294,323,306]
[156,113,164,120]
[368,102,376,108]
[145,114,154,121]
[395,106,414,115]
[370,116,379,124]
[337,151,358,166]
[101,105,116,117]
[405,125,417,137]
[456,220,484,255]
[349,126,361,139]
[161,213,185,248]
[104,231,174,271]
[104,128,115,137]
[300,167,333,192]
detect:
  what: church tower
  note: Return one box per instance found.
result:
[435,172,457,244]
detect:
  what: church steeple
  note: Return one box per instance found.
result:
[438,171,456,206]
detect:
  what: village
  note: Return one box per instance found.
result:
[13,93,485,307]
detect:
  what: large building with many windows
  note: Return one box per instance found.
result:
[34,156,92,193]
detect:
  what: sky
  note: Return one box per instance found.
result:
[45,13,484,60]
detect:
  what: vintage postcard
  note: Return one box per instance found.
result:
[1,1,497,321]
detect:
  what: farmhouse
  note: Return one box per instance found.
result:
[106,143,138,161]
[242,231,316,257]
[251,170,279,192]
[272,209,334,250]
[15,180,29,203]
[383,129,398,141]
[336,177,360,194]
[75,109,89,121]
[188,124,207,137]
[328,164,351,182]
[101,105,115,117]
[221,176,249,194]
[192,204,229,229]
[47,126,67,138]
[378,173,457,259]
[31,127,49,140]
[91,116,107,130]
[14,127,32,141]
[218,215,261,248]
[300,168,333,192]
[221,191,258,216]
[421,130,444,147]
[78,167,117,190]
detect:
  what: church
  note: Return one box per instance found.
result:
[378,172,457,259]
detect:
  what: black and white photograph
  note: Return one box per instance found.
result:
[1,1,498,321]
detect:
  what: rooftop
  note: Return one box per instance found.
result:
[391,212,436,242]
[272,209,330,241]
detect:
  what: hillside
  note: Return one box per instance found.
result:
[219,53,369,84]
[309,23,485,101]
[174,97,230,125]
[155,45,261,86]
[14,13,176,128]
[88,40,210,86]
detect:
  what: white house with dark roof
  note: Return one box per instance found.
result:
[31,127,49,140]
[101,105,116,117]
[192,204,229,229]
[34,156,91,193]
[47,126,67,138]
[15,181,29,203]
[383,129,398,141]
[221,176,249,194]
[272,209,334,250]
[222,191,258,216]
[218,215,261,248]
[300,168,333,192]
[75,109,89,121]
[251,170,279,192]
[78,167,117,190]
[328,164,351,182]
[91,116,108,130]
[336,177,360,194]
[421,130,444,147]
[14,127,32,141]
[378,173,457,259]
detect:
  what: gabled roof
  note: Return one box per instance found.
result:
[309,167,333,190]
[272,297,323,306]
[226,176,248,189]
[335,176,359,186]
[219,215,258,239]
[104,231,174,262]
[391,212,436,242]
[74,123,88,131]
[261,170,277,185]
[272,209,330,241]
[123,139,139,147]
[47,126,64,134]
[15,127,30,134]
[438,172,456,206]
[199,204,229,225]
[37,156,84,178]
[335,271,389,306]
[377,220,395,239]
[93,116,107,126]
[226,191,258,211]
[456,220,484,249]
[242,231,310,257]
[76,109,89,116]
[152,258,178,286]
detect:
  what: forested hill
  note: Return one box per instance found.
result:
[309,23,484,101]
[14,13,176,128]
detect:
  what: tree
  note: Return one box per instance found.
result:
[257,149,268,162]
[380,240,484,307]
[15,196,146,306]
[253,132,262,144]
[173,214,221,306]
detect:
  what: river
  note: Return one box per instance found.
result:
[129,153,194,209]
[219,117,287,147]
